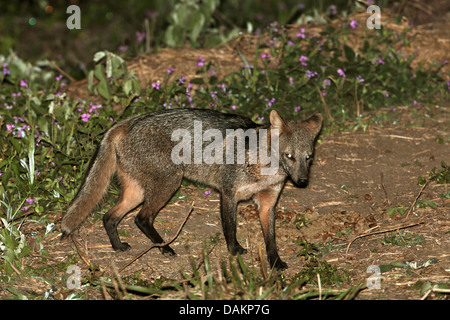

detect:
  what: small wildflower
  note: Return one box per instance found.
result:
[196,56,205,67]
[81,113,91,122]
[136,31,146,42]
[56,74,63,81]
[356,75,365,83]
[384,90,389,97]
[289,77,294,87]
[178,75,186,84]
[261,53,271,60]
[20,80,28,87]
[231,105,236,110]
[2,64,10,75]
[151,82,160,90]
[337,68,346,77]
[167,67,175,74]
[294,106,301,112]
[299,55,308,66]
[204,189,212,196]
[306,70,318,78]
[296,28,306,39]
[118,45,128,52]
[265,97,276,107]
[350,19,358,29]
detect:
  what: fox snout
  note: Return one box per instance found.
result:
[294,178,309,187]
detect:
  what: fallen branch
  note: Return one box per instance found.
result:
[345,220,424,255]
[71,233,93,268]
[405,180,429,219]
[119,202,195,273]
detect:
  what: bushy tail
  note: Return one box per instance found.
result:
[61,130,119,238]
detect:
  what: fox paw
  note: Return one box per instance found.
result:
[160,245,176,256]
[114,242,131,251]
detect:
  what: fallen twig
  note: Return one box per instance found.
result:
[119,202,195,273]
[345,220,424,255]
[405,180,429,219]
[71,233,93,268]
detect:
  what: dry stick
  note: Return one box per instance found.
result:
[71,234,93,268]
[317,87,333,121]
[355,81,360,117]
[119,202,195,273]
[49,61,76,83]
[345,220,424,255]
[380,172,390,204]
[406,180,429,219]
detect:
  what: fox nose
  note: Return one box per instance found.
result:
[297,179,308,187]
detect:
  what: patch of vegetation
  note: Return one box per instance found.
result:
[379,231,424,247]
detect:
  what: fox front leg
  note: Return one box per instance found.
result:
[253,186,288,271]
[220,191,247,256]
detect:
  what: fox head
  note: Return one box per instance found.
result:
[270,110,322,187]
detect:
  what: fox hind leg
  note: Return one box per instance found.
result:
[103,169,144,251]
[134,173,183,256]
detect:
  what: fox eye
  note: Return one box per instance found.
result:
[285,153,295,161]
[306,154,311,160]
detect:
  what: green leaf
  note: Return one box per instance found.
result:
[97,79,111,100]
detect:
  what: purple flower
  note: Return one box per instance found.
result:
[56,74,63,81]
[2,64,10,75]
[265,97,276,107]
[118,45,128,52]
[204,189,212,196]
[196,56,205,67]
[296,28,306,39]
[261,53,271,60]
[350,20,358,29]
[151,82,160,90]
[231,105,236,110]
[337,68,346,77]
[167,68,175,74]
[384,90,389,97]
[289,77,294,87]
[299,55,308,66]
[136,31,146,42]
[294,106,301,112]
[356,75,364,83]
[20,80,28,87]
[178,75,186,84]
[306,70,318,78]
[81,113,91,122]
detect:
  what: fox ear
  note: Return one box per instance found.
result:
[270,110,288,133]
[304,113,323,135]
